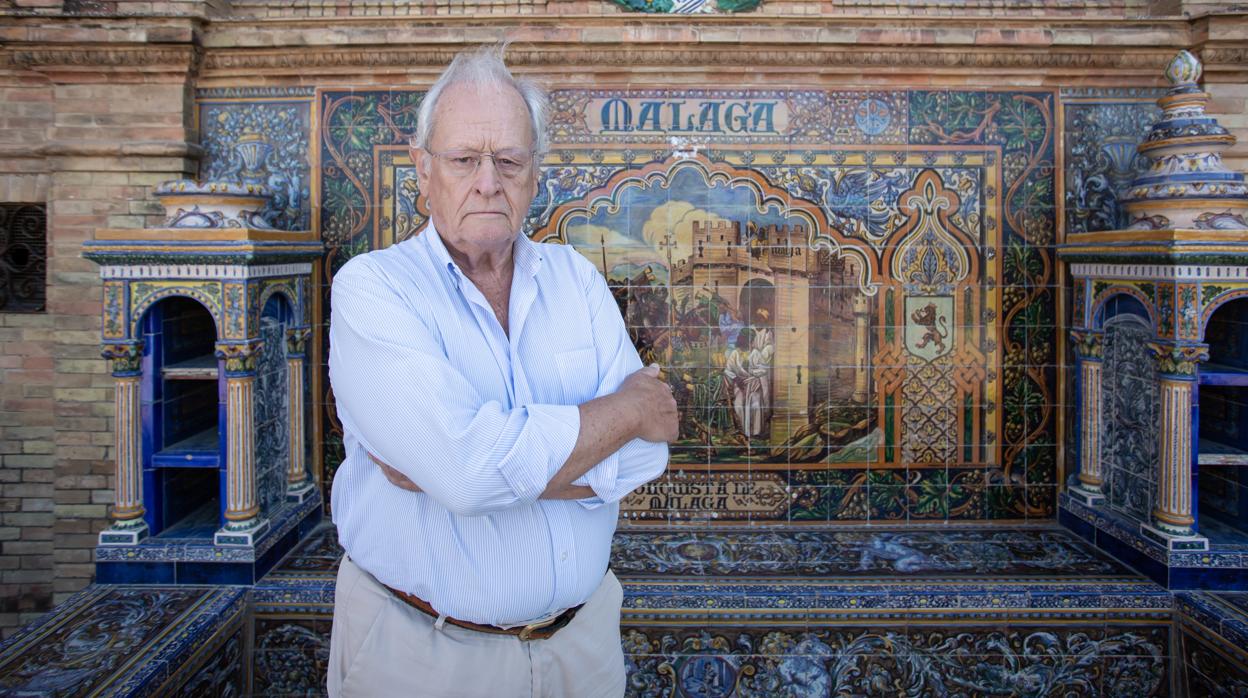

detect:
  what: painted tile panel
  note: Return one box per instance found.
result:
[314,87,1059,524]
[197,96,314,231]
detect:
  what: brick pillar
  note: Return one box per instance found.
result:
[0,74,56,639]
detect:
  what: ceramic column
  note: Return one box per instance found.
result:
[285,327,315,502]
[98,342,148,545]
[852,295,870,403]
[1068,330,1106,506]
[1143,342,1209,547]
[214,340,270,546]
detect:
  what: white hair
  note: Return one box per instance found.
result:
[413,45,549,157]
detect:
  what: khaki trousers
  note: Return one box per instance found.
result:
[327,557,627,698]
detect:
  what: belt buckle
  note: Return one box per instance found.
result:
[517,614,560,641]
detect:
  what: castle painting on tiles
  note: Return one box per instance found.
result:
[323,86,1055,524]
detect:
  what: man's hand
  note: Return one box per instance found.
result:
[369,452,423,493]
[618,364,680,443]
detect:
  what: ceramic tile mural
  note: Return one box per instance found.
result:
[1061,90,1162,235]
[609,528,1128,578]
[621,623,1169,697]
[255,307,290,518]
[197,88,315,231]
[253,616,331,695]
[1100,312,1159,523]
[1176,592,1248,696]
[316,87,1060,524]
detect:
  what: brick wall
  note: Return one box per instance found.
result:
[1209,81,1248,173]
[0,73,56,635]
[0,26,198,633]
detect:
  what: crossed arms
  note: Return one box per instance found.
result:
[329,254,676,516]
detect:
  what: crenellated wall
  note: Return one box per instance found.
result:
[0,0,1246,637]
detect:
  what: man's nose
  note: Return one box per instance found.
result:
[471,156,503,196]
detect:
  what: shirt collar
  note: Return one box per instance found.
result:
[420,220,543,287]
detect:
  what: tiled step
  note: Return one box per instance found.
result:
[250,523,1179,696]
[1175,592,1248,696]
[4,525,1228,697]
[0,585,247,696]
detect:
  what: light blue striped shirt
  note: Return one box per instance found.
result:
[329,223,668,625]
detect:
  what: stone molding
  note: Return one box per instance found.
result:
[0,141,202,164]
[0,44,198,70]
[202,46,1198,76]
[2,15,1245,80]
[1201,47,1248,65]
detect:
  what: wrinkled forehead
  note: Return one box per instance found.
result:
[427,80,535,151]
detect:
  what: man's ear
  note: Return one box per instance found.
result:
[412,144,429,187]
[526,157,541,194]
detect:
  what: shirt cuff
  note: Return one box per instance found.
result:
[572,452,619,510]
[514,403,581,494]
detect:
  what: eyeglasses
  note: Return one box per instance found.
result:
[424,148,536,179]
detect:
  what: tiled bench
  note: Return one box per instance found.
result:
[6,525,1248,696]
[0,585,246,696]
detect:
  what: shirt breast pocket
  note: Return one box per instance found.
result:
[553,347,599,405]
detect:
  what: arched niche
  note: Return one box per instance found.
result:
[1194,297,1248,543]
[135,295,223,537]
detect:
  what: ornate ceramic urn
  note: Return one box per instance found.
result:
[154,179,273,229]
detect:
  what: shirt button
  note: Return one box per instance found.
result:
[560,551,568,561]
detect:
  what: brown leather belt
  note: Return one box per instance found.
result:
[385,585,581,641]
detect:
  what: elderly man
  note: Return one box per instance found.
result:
[326,47,676,697]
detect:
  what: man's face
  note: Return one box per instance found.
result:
[413,81,539,258]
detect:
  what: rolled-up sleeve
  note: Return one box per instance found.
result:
[329,257,580,516]
[570,258,670,508]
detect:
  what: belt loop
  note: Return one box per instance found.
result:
[434,614,447,631]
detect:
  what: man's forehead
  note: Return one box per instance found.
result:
[429,81,533,148]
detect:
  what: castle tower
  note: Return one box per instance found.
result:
[766,223,811,443]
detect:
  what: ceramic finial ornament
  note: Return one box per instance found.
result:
[1120,50,1248,230]
[1164,50,1202,90]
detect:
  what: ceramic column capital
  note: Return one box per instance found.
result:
[1070,329,1104,361]
[1147,342,1209,378]
[285,326,312,357]
[101,341,144,376]
[215,339,265,376]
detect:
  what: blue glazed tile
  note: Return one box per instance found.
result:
[95,561,176,585]
[1171,550,1246,568]
[1169,567,1248,591]
[1060,505,1097,542]
[1091,526,1168,587]
[175,561,254,585]
[1029,590,1106,609]
[256,525,300,579]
